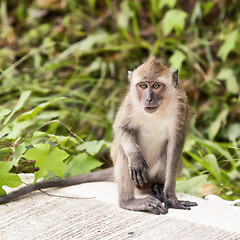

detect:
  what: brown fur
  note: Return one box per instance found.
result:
[111,57,197,214]
[135,57,171,81]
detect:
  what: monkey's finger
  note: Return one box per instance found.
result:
[136,172,144,187]
[130,169,139,186]
[132,171,139,186]
[143,159,149,169]
[147,206,161,215]
[155,205,168,214]
[140,170,148,184]
[147,197,168,214]
[170,201,191,210]
[148,203,167,215]
[179,200,198,207]
[176,204,191,210]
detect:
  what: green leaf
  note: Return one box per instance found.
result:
[77,31,110,52]
[217,30,238,61]
[194,137,234,167]
[202,1,215,15]
[0,107,11,121]
[159,0,176,8]
[162,9,188,36]
[33,131,78,144]
[77,140,111,155]
[176,175,209,197]
[190,1,202,26]
[4,90,31,124]
[203,154,221,181]
[67,153,103,176]
[226,123,240,142]
[24,143,69,182]
[117,1,132,29]
[185,151,203,165]
[10,143,26,167]
[169,50,186,70]
[208,108,229,140]
[7,120,32,139]
[17,97,66,121]
[183,137,196,152]
[217,68,239,94]
[0,161,22,196]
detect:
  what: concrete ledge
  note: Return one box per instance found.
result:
[1,176,240,239]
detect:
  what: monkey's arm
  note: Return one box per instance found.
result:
[113,124,148,188]
[0,168,113,204]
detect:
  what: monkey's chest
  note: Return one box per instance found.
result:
[137,125,169,163]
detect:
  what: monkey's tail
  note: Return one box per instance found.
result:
[0,167,114,204]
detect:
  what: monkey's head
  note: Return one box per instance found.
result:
[128,57,178,114]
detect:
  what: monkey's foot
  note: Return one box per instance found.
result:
[120,196,168,215]
[164,197,197,210]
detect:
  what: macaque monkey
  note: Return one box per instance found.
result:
[0,57,197,215]
[111,57,197,214]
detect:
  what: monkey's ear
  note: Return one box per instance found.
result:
[172,69,178,88]
[128,71,133,81]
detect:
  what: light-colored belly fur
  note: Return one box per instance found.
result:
[136,108,177,181]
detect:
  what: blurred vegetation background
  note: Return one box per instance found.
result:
[0,0,240,200]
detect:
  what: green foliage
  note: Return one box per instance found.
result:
[0,0,240,200]
[217,30,239,61]
[208,108,229,141]
[169,50,186,70]
[77,140,111,155]
[176,175,209,197]
[162,9,188,36]
[0,108,11,121]
[17,97,66,121]
[10,143,26,168]
[0,93,105,196]
[66,153,103,176]
[4,91,31,125]
[226,124,240,143]
[183,136,240,198]
[0,162,22,195]
[217,68,239,95]
[24,143,68,183]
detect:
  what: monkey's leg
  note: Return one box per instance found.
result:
[152,184,164,202]
[164,138,198,210]
[114,152,167,215]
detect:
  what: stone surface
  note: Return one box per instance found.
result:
[1,175,240,240]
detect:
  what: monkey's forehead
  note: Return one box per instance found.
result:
[132,71,171,84]
[137,58,170,72]
[133,60,171,80]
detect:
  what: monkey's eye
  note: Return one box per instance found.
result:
[139,83,148,89]
[153,83,160,89]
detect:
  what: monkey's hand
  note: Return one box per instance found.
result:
[129,153,149,188]
[164,193,197,210]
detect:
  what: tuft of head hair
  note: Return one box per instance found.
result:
[134,57,171,81]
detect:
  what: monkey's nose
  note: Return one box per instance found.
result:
[145,98,152,103]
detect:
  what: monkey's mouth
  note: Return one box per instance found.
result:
[144,106,158,114]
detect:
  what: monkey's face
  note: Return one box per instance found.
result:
[136,81,166,114]
[129,57,178,114]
